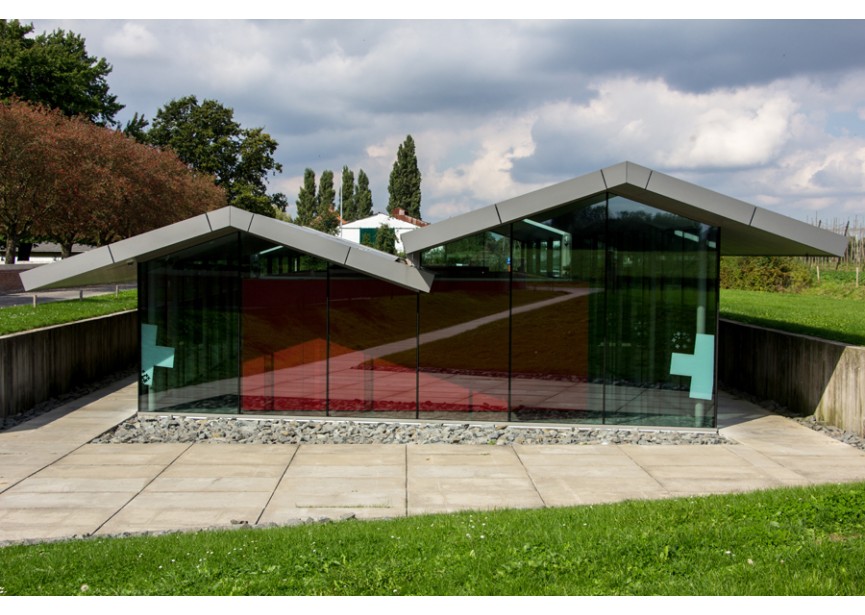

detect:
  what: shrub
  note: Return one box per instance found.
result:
[720,256,814,292]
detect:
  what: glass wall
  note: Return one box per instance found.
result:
[328,266,418,418]
[415,194,719,427]
[240,238,328,414]
[139,234,241,413]
[139,195,719,427]
[416,228,511,420]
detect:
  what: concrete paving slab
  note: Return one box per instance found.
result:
[3,377,865,544]
[262,475,406,522]
[407,477,545,514]
[527,476,671,506]
[55,443,190,466]
[175,443,298,465]
[160,464,288,479]
[146,476,282,493]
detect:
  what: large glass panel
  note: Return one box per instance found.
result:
[139,234,241,413]
[327,266,418,418]
[240,239,328,414]
[512,196,607,422]
[409,229,512,420]
[604,197,719,427]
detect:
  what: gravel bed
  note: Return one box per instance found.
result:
[794,416,865,451]
[92,415,732,446]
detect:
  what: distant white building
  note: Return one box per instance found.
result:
[337,208,428,254]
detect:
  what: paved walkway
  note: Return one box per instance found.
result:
[2,378,865,543]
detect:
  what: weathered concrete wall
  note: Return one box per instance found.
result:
[719,319,865,436]
[0,311,137,419]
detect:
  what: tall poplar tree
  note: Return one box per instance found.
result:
[318,170,336,213]
[340,166,356,222]
[295,168,317,227]
[387,134,421,219]
[356,169,373,219]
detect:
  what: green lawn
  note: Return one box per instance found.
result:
[0,290,138,336]
[1,481,864,595]
[720,289,865,346]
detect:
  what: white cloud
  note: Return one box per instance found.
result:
[104,23,159,58]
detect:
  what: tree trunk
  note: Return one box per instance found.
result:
[61,242,73,259]
[4,237,16,264]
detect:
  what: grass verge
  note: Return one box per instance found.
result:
[719,289,865,346]
[1,481,864,595]
[0,290,138,336]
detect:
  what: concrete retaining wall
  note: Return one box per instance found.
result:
[719,319,865,436]
[0,311,137,419]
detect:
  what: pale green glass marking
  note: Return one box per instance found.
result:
[669,333,715,401]
[141,323,175,385]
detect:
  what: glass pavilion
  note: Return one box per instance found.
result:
[22,162,848,428]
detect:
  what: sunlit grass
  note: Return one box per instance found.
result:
[720,289,865,346]
[1,481,864,595]
[0,290,138,336]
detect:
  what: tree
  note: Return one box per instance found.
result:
[295,168,317,227]
[1,99,224,262]
[0,100,59,263]
[310,206,340,236]
[146,95,284,215]
[0,20,123,126]
[122,112,149,141]
[356,169,373,219]
[318,170,336,213]
[374,224,397,255]
[387,134,421,219]
[340,166,356,222]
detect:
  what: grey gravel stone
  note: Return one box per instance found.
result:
[91,415,733,446]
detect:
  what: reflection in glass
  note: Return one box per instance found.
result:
[138,233,241,413]
[137,194,719,427]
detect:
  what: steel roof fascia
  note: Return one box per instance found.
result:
[496,171,607,224]
[110,213,214,263]
[750,207,849,257]
[20,245,118,291]
[245,214,432,291]
[205,207,231,231]
[600,161,629,188]
[247,214,352,264]
[402,205,503,254]
[623,161,653,189]
[228,206,255,232]
[344,247,434,292]
[643,170,756,225]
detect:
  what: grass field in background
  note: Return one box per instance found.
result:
[719,289,865,346]
[1,481,864,595]
[0,290,137,336]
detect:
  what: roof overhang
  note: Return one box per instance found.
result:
[21,206,434,293]
[402,161,849,258]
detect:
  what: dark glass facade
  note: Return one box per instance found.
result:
[139,194,719,427]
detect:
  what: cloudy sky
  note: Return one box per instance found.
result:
[19,15,865,225]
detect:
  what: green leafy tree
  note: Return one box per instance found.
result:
[318,170,336,213]
[356,169,374,219]
[122,112,149,141]
[340,166,356,222]
[310,206,341,236]
[146,95,283,215]
[374,224,397,255]
[0,20,123,126]
[295,168,317,227]
[387,134,422,219]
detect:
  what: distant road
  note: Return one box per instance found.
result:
[0,284,136,308]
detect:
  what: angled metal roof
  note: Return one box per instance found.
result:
[21,206,434,292]
[402,161,849,257]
